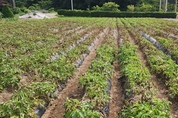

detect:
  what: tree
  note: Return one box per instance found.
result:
[165,0,168,12]
[135,3,154,11]
[38,0,52,9]
[2,4,14,18]
[159,0,162,11]
[92,2,120,11]
[3,0,169,12]
[0,0,11,11]
[102,2,120,11]
[85,0,91,9]
[71,0,73,10]
[127,5,134,11]
[92,5,101,11]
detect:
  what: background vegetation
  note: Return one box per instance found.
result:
[0,0,177,12]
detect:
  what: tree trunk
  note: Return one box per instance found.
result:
[159,0,162,11]
[165,0,168,12]
[12,0,16,8]
[71,0,73,10]
[175,0,177,12]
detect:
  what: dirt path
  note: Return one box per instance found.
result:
[42,27,109,118]
[163,18,178,22]
[108,29,124,118]
[171,96,178,118]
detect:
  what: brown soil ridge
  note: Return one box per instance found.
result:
[170,95,178,118]
[42,27,109,118]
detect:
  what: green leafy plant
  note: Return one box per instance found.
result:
[122,18,178,98]
[119,98,171,118]
[117,19,171,117]
[127,5,135,12]
[0,82,56,117]
[0,12,3,19]
[118,42,151,95]
[65,99,100,118]
[65,35,115,118]
[92,2,120,12]
[2,4,14,18]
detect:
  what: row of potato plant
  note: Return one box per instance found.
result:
[132,20,178,41]
[122,19,178,98]
[64,33,115,118]
[0,28,103,117]
[0,82,56,117]
[0,19,95,58]
[0,18,104,58]
[0,18,110,117]
[127,19,178,61]
[0,19,85,91]
[117,19,171,117]
[118,41,170,117]
[40,30,100,82]
[156,37,178,61]
[0,18,104,91]
[127,18,178,37]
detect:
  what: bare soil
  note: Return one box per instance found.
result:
[109,29,124,118]
[42,27,109,118]
[19,12,57,20]
[163,18,178,22]
[44,13,58,18]
[0,89,13,103]
[109,61,124,118]
[170,95,178,118]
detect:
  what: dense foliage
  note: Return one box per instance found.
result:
[57,10,177,18]
[92,2,120,11]
[2,4,14,18]
[0,0,177,11]
[0,16,178,117]
[0,17,110,117]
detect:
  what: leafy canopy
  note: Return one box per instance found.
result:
[92,2,120,11]
[2,4,14,18]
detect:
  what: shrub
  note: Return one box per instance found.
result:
[48,8,54,12]
[29,4,40,10]
[57,9,177,18]
[92,2,120,12]
[58,10,90,17]
[33,12,36,16]
[92,5,100,11]
[33,4,40,10]
[28,6,36,10]
[102,2,120,11]
[135,3,154,12]
[0,12,2,19]
[2,4,14,18]
[127,5,135,12]
[21,7,30,13]
[13,7,21,14]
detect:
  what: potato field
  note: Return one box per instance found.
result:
[0,17,178,118]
